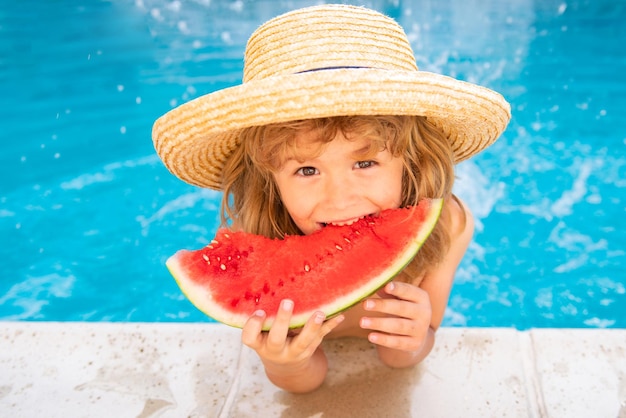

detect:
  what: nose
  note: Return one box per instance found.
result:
[323,173,356,210]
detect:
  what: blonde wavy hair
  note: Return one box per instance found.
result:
[221,115,458,281]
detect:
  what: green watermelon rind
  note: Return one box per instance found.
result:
[167,199,443,330]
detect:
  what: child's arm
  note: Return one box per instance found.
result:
[241,299,345,393]
[361,198,475,368]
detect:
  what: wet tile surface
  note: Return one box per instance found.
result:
[0,323,624,417]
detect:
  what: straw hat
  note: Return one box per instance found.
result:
[153,4,511,190]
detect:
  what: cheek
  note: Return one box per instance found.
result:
[389,181,404,208]
[273,176,309,216]
[272,171,291,199]
[388,163,406,205]
[274,177,299,206]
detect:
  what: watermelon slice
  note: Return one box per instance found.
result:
[167,198,443,329]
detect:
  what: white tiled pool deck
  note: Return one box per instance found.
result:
[1,322,624,417]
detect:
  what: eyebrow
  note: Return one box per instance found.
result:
[283,142,375,164]
[351,144,375,158]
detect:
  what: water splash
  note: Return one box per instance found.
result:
[0,273,75,320]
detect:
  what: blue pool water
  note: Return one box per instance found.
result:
[1,0,625,328]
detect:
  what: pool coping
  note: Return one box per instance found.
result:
[1,322,625,417]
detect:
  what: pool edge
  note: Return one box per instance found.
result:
[0,322,624,417]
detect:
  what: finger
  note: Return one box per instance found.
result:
[380,281,428,303]
[367,332,423,351]
[266,299,294,350]
[321,313,346,334]
[300,311,326,338]
[291,311,327,354]
[361,316,422,337]
[241,310,266,348]
[365,283,430,318]
[363,297,421,319]
[293,312,344,349]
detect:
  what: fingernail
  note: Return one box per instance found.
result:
[314,312,325,324]
[364,300,375,310]
[254,310,265,317]
[387,282,395,292]
[282,299,294,310]
[361,317,371,328]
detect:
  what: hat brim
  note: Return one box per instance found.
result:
[152,68,511,190]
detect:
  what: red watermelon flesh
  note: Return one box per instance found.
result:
[167,198,443,329]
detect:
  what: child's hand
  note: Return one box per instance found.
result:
[241,299,344,370]
[360,281,432,353]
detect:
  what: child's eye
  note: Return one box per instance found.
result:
[354,160,376,169]
[296,166,318,176]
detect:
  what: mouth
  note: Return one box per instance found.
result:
[319,214,373,228]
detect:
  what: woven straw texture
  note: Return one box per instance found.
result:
[153,4,511,190]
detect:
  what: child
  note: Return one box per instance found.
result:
[152,5,510,393]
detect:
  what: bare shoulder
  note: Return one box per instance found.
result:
[418,196,474,329]
[422,195,474,282]
[444,195,474,247]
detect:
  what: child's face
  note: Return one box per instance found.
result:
[273,129,404,235]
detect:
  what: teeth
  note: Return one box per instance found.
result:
[326,215,367,227]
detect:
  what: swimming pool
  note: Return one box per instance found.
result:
[1,0,624,328]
